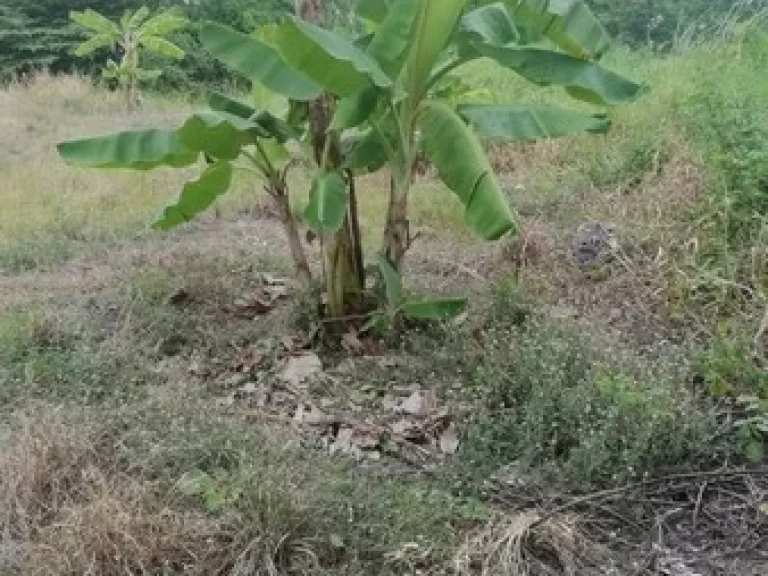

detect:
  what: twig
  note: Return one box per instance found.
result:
[692,481,707,530]
[526,468,768,532]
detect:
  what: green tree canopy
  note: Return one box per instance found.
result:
[0,0,292,88]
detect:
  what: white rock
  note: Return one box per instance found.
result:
[281,354,323,387]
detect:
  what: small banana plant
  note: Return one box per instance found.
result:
[70,7,186,112]
[59,0,644,324]
[201,0,643,314]
[57,87,314,281]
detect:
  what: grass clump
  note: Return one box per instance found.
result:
[458,281,722,491]
[0,397,468,575]
[695,333,768,461]
[0,311,155,410]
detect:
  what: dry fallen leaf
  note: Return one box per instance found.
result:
[233,293,274,317]
[342,330,364,354]
[439,424,460,455]
[398,391,434,417]
[281,354,323,387]
[235,382,269,407]
[391,418,426,442]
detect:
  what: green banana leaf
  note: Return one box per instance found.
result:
[304,172,349,234]
[208,93,300,143]
[57,129,198,170]
[139,36,184,59]
[378,254,403,307]
[367,0,422,80]
[403,0,467,101]
[342,128,392,174]
[139,10,187,38]
[512,0,611,60]
[274,16,392,98]
[70,9,120,36]
[177,111,269,161]
[331,0,421,130]
[154,161,233,230]
[419,100,516,241]
[458,104,610,141]
[459,3,520,47]
[401,298,467,320]
[74,34,116,57]
[475,44,644,106]
[201,22,321,101]
[355,0,395,25]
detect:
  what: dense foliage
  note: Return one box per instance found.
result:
[2,1,764,87]
[587,0,765,49]
[0,0,292,89]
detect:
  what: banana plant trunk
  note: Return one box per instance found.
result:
[383,173,410,271]
[273,183,311,282]
[299,0,364,318]
[123,44,141,114]
[126,77,139,113]
[311,95,363,318]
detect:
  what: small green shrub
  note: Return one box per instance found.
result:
[685,80,768,246]
[696,334,768,399]
[695,334,768,461]
[585,126,666,189]
[459,285,722,490]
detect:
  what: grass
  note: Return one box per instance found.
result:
[0,398,469,575]
[1,32,767,574]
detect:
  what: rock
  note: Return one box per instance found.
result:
[570,222,616,270]
[281,354,323,387]
[235,382,269,407]
[439,425,461,455]
[398,390,433,417]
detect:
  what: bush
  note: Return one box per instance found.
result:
[458,283,722,491]
[695,334,768,461]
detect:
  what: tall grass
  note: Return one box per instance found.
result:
[462,29,768,319]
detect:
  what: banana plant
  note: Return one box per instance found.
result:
[70,7,187,112]
[57,90,314,281]
[244,0,643,308]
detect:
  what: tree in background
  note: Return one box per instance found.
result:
[1,0,292,89]
[586,0,762,50]
[0,0,147,82]
[71,7,186,111]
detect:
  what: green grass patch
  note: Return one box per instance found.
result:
[454,281,724,492]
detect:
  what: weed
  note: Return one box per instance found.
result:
[696,334,768,399]
[0,311,155,410]
[457,284,722,491]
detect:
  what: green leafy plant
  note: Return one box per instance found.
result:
[57,89,313,281]
[59,0,642,324]
[70,6,187,111]
[459,285,721,489]
[262,0,642,313]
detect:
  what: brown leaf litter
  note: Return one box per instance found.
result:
[216,352,464,467]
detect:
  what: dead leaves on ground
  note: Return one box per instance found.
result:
[228,274,291,319]
[211,351,462,467]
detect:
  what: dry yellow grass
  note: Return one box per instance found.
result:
[0,74,267,271]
